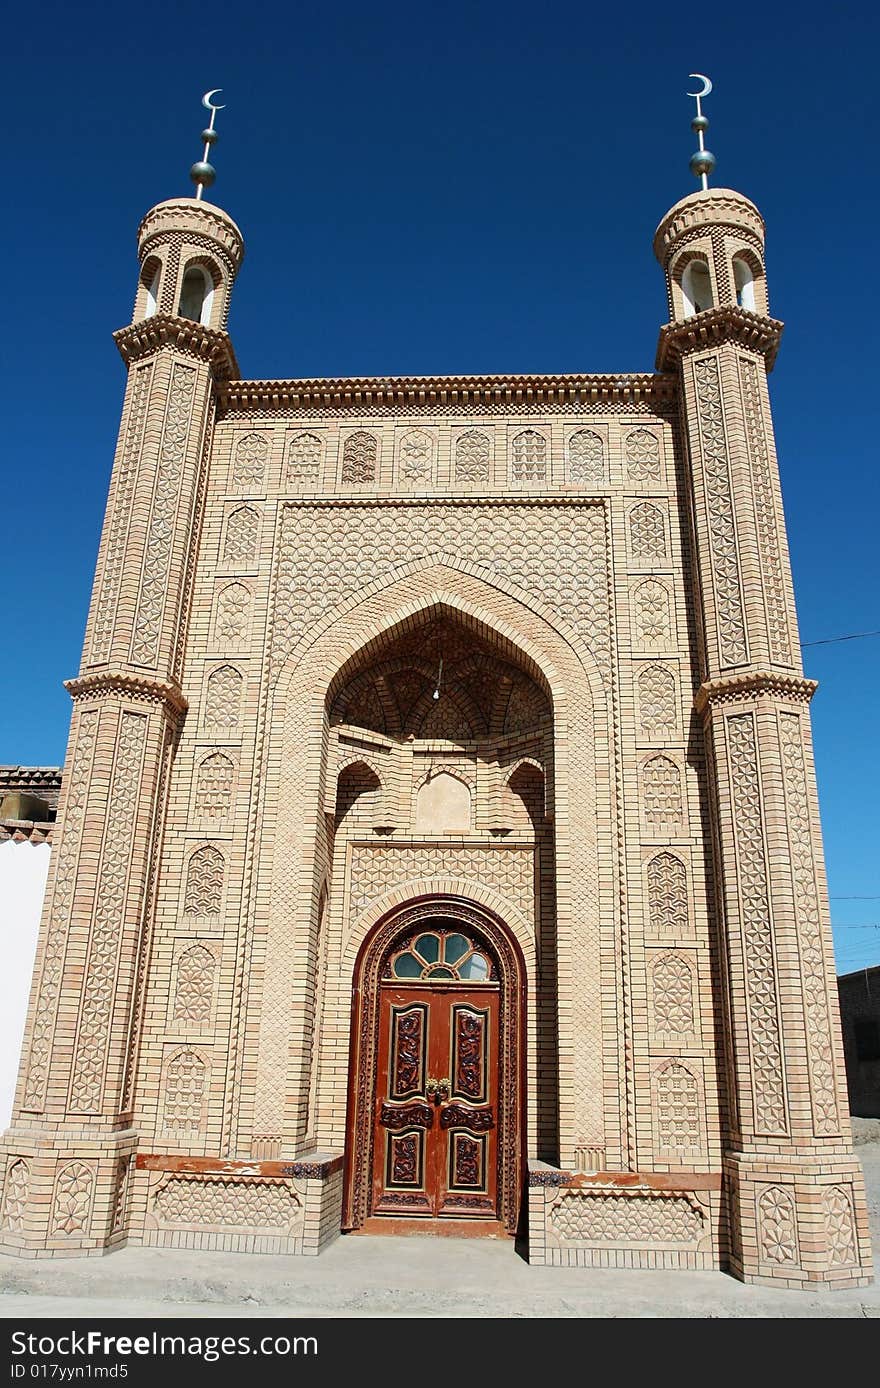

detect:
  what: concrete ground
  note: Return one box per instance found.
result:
[2,1134,878,1319]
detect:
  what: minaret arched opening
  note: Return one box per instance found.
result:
[177,262,215,325]
[733,255,756,311]
[681,257,713,316]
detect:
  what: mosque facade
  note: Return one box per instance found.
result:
[0,100,871,1285]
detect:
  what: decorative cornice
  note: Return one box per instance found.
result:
[656,306,783,373]
[65,670,189,717]
[0,818,54,845]
[653,188,765,265]
[137,198,244,270]
[114,313,239,381]
[695,671,817,715]
[217,370,677,415]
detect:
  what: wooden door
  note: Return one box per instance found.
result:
[370,931,501,1223]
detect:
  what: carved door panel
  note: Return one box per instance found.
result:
[372,986,500,1220]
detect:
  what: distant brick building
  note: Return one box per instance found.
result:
[838,967,880,1120]
[0,145,871,1285]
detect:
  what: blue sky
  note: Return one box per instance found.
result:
[3,1,878,971]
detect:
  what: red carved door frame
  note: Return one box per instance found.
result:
[343,895,526,1236]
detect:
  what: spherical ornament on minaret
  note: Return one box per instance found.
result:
[689,149,716,181]
[190,160,216,189]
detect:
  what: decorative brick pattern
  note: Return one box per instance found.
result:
[341,432,378,484]
[69,711,148,1114]
[162,1051,207,1135]
[632,578,672,648]
[204,665,242,732]
[194,753,234,821]
[2,1160,29,1234]
[778,713,839,1135]
[757,1185,799,1266]
[399,429,434,484]
[348,843,535,923]
[51,1162,95,1237]
[693,357,748,666]
[184,845,224,917]
[629,503,666,560]
[231,432,268,491]
[647,852,689,935]
[454,431,490,483]
[173,946,216,1025]
[822,1185,858,1268]
[23,708,99,1110]
[551,1189,702,1243]
[652,955,695,1038]
[510,430,546,484]
[568,429,604,486]
[286,432,323,488]
[152,1176,300,1231]
[637,665,677,739]
[223,506,259,567]
[726,712,787,1135]
[624,428,661,483]
[654,1062,701,1158]
[90,364,153,665]
[130,363,196,665]
[215,582,251,647]
[738,356,792,664]
[641,755,683,828]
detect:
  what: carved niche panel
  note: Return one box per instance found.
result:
[194,753,235,822]
[162,1050,207,1135]
[654,1062,702,1160]
[214,582,252,649]
[624,428,662,484]
[568,429,604,486]
[51,1161,96,1236]
[757,1184,799,1267]
[822,1185,859,1268]
[184,844,224,918]
[341,431,378,484]
[286,432,323,488]
[204,665,243,733]
[223,506,260,568]
[173,945,217,1026]
[651,954,696,1041]
[632,578,673,649]
[641,755,683,829]
[646,852,689,936]
[510,429,547,484]
[629,502,667,561]
[231,432,269,491]
[454,431,490,483]
[2,1159,29,1234]
[637,665,677,740]
[399,429,435,485]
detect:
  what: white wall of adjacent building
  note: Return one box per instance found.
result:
[0,840,49,1129]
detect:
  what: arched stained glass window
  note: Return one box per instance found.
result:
[385,924,495,983]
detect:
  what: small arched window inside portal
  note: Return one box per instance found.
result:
[733,256,756,311]
[178,264,215,325]
[681,258,713,316]
[142,259,161,319]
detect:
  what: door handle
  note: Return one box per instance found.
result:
[426,1076,450,1102]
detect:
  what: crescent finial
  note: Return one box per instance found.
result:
[687,74,712,99]
[202,89,226,112]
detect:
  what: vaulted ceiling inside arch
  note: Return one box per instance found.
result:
[329,614,551,741]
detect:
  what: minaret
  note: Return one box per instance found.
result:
[655,80,872,1286]
[0,95,244,1255]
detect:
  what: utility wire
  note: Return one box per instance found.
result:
[803,629,880,648]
